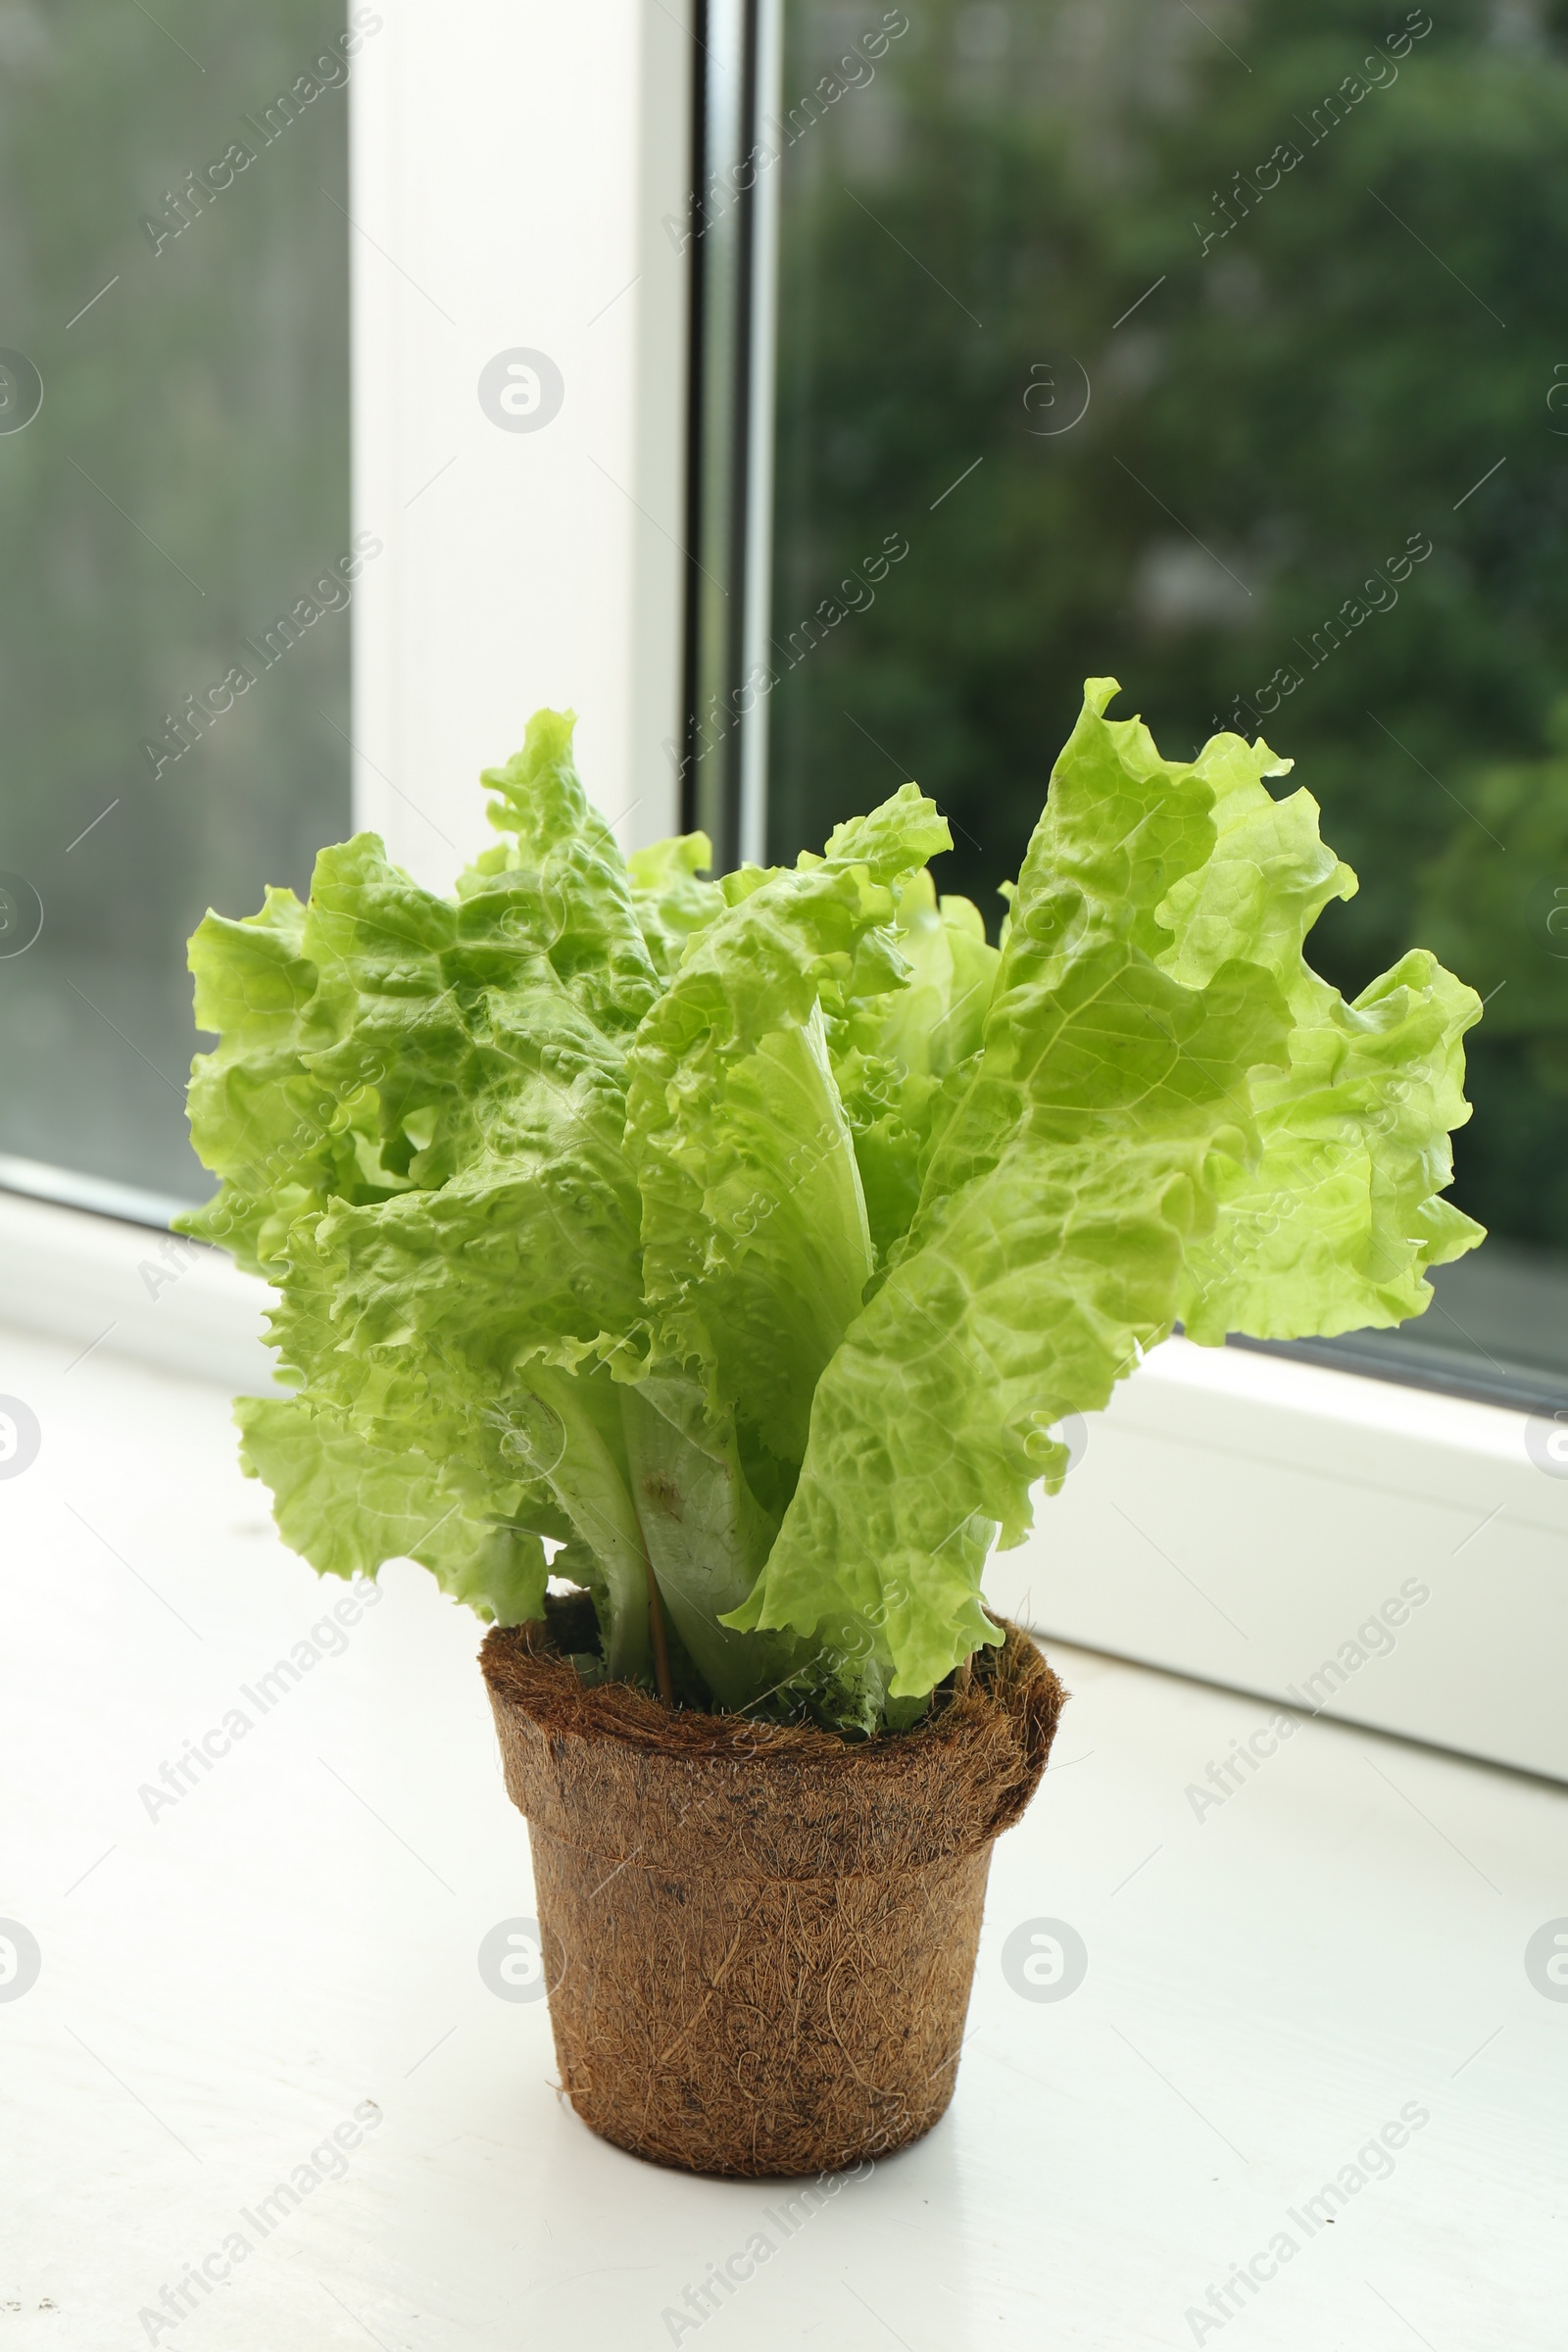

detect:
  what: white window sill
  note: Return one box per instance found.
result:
[0,1187,274,1396]
[986,1331,1568,1783]
[0,1321,1559,2347]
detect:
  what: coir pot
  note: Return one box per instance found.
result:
[481,1616,1065,2178]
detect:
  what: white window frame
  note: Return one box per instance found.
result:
[2,0,1562,1783]
[348,0,693,884]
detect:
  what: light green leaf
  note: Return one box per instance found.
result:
[179,883,395,1276]
[829,869,1002,1261]
[236,1394,548,1626]
[465,707,662,1038]
[622,786,949,1471]
[193,714,663,1680]
[619,1375,798,1710]
[626,831,727,976]
[728,679,1294,1696]
[1163,730,1485,1339]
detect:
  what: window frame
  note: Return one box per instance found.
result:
[0,0,1560,1782]
[348,0,690,887]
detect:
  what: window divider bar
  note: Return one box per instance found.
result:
[738,0,784,869]
[680,0,780,870]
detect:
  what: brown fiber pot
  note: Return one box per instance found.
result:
[480,1618,1066,2178]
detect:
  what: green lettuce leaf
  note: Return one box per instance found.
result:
[828,869,1002,1262]
[1161,731,1485,1340]
[726,680,1298,1695]
[621,785,950,1471]
[180,884,400,1276]
[236,1394,548,1625]
[186,715,662,1680]
[626,831,727,977]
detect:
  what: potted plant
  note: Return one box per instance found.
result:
[179,677,1482,2176]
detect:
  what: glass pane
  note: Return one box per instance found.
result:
[0,0,353,1209]
[766,0,1568,1398]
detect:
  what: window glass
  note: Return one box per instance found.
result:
[0,0,354,1210]
[766,0,1568,1396]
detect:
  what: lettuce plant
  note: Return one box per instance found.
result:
[180,679,1483,1733]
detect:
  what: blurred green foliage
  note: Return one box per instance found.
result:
[0,0,350,1196]
[767,0,1568,1249]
